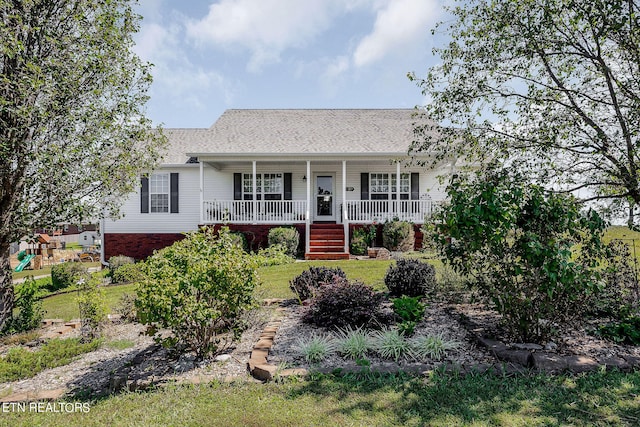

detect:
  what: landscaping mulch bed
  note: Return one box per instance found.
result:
[2,300,640,402]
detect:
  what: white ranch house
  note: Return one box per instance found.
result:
[102,109,451,261]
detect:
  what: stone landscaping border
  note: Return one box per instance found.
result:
[452,308,640,374]
[247,301,307,381]
[247,301,640,381]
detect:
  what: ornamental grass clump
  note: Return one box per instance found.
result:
[371,327,412,362]
[335,326,372,360]
[410,334,460,361]
[294,334,337,363]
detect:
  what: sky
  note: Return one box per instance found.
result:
[133,0,450,129]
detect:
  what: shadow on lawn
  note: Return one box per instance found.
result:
[286,369,640,426]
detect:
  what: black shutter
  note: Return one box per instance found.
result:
[284,173,292,200]
[360,173,369,200]
[170,173,179,213]
[234,173,242,200]
[140,176,149,213]
[411,173,420,200]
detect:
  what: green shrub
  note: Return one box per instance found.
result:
[108,255,136,284]
[50,262,88,291]
[136,228,258,359]
[114,293,138,323]
[76,277,108,342]
[598,316,640,345]
[3,277,43,335]
[303,276,385,329]
[108,255,134,272]
[385,259,436,298]
[392,296,426,336]
[253,244,295,267]
[431,169,609,342]
[230,231,248,251]
[110,262,144,284]
[382,220,415,252]
[268,227,300,257]
[596,240,638,318]
[289,266,347,302]
[350,230,367,255]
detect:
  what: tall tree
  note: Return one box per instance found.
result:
[410,0,640,213]
[0,1,165,328]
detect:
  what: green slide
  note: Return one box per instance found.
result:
[14,253,36,272]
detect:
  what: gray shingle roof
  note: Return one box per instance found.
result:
[161,109,434,164]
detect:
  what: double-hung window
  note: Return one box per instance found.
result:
[242,173,283,200]
[150,173,170,212]
[140,173,178,214]
[370,173,410,200]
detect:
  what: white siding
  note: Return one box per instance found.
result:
[106,160,450,233]
[104,165,201,234]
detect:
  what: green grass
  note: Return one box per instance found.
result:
[0,338,101,382]
[256,259,393,299]
[41,283,136,321]
[3,370,640,426]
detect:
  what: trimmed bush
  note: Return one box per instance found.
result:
[108,255,134,272]
[110,262,144,284]
[229,231,248,251]
[136,228,258,359]
[268,227,300,257]
[253,244,295,267]
[289,266,347,302]
[385,259,436,298]
[50,262,88,291]
[350,232,367,255]
[303,277,385,329]
[382,221,415,252]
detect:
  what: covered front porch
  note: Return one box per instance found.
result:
[195,155,444,258]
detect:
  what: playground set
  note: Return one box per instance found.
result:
[13,233,99,272]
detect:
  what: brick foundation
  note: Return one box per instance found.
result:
[209,224,306,253]
[349,223,424,251]
[104,233,185,261]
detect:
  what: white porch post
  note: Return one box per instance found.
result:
[252,161,257,223]
[199,160,204,224]
[306,160,311,255]
[342,160,348,253]
[396,161,401,217]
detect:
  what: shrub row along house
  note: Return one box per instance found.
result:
[102,109,451,261]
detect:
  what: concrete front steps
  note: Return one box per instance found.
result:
[305,223,349,260]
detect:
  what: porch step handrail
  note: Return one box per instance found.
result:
[203,200,307,224]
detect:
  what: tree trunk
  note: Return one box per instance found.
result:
[628,201,636,230]
[0,241,14,331]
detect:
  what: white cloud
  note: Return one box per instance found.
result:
[353,0,439,67]
[185,0,360,71]
[134,14,238,120]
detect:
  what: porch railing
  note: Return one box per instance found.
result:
[344,200,438,223]
[202,200,307,224]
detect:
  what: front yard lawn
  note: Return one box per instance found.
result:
[3,370,640,426]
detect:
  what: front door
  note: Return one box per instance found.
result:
[314,174,335,221]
